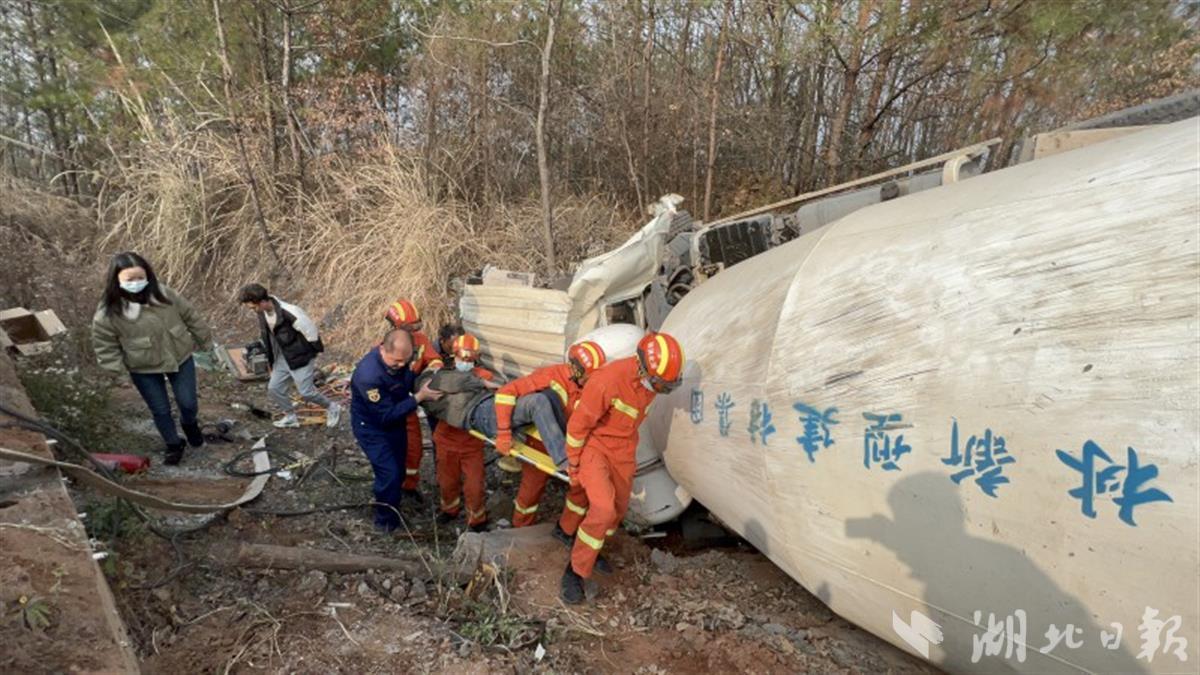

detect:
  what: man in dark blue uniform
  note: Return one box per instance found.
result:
[351,329,442,531]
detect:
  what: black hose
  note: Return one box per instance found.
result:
[221,447,298,477]
[0,401,120,481]
[0,401,212,559]
[127,531,192,590]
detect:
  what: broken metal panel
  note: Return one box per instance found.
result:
[682,170,953,292]
[696,215,774,273]
[650,119,1199,673]
[479,265,536,287]
[628,462,691,528]
[461,195,680,378]
[460,285,582,378]
[565,194,679,308]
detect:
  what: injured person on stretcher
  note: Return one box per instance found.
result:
[415,368,571,470]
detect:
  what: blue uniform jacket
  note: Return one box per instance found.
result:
[350,347,417,437]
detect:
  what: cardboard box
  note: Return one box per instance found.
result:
[0,307,67,356]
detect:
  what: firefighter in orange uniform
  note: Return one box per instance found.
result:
[559,332,684,604]
[493,341,607,529]
[385,299,444,502]
[434,334,494,531]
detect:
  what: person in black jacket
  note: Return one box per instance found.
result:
[239,283,340,429]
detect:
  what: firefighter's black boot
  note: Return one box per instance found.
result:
[560,560,585,605]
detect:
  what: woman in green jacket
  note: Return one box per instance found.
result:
[91,252,212,465]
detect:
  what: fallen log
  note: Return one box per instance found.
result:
[214,542,470,584]
[220,542,424,575]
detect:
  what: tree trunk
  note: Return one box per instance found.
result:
[855,41,892,169]
[672,4,692,196]
[476,50,493,201]
[21,0,72,196]
[37,12,78,196]
[280,0,304,189]
[795,61,826,194]
[640,0,655,204]
[254,3,280,177]
[621,110,645,213]
[535,0,561,271]
[702,1,731,222]
[824,0,874,184]
[423,70,439,187]
[212,0,286,277]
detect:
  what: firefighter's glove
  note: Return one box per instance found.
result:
[495,429,513,456]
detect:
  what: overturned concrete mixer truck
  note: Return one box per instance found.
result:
[461,97,1199,674]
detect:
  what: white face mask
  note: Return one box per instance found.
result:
[455,360,475,372]
[641,377,655,392]
[120,279,148,294]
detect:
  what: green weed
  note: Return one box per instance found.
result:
[85,499,144,543]
[16,349,122,454]
[456,598,541,649]
[16,595,53,630]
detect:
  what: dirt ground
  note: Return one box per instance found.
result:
[3,342,938,674]
[0,429,135,674]
[0,212,938,673]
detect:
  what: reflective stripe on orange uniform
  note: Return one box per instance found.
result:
[493,363,579,432]
[565,357,656,578]
[403,329,442,490]
[512,462,550,527]
[496,363,582,527]
[411,330,443,374]
[434,366,491,525]
[556,479,590,535]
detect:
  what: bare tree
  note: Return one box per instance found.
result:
[825,0,875,183]
[536,0,562,270]
[279,0,304,189]
[703,1,731,222]
[212,0,285,275]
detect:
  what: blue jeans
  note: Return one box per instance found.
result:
[469,391,568,466]
[130,357,198,446]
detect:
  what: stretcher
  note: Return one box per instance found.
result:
[468,428,569,482]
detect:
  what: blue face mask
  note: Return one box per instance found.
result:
[455,360,474,373]
[120,279,148,294]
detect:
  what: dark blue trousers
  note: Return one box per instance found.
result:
[354,426,408,530]
[129,357,198,446]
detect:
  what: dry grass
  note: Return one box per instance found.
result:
[0,174,97,248]
[97,111,268,293]
[95,120,637,351]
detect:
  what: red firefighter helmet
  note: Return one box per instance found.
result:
[452,333,481,361]
[637,332,685,393]
[385,299,421,329]
[567,340,607,382]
